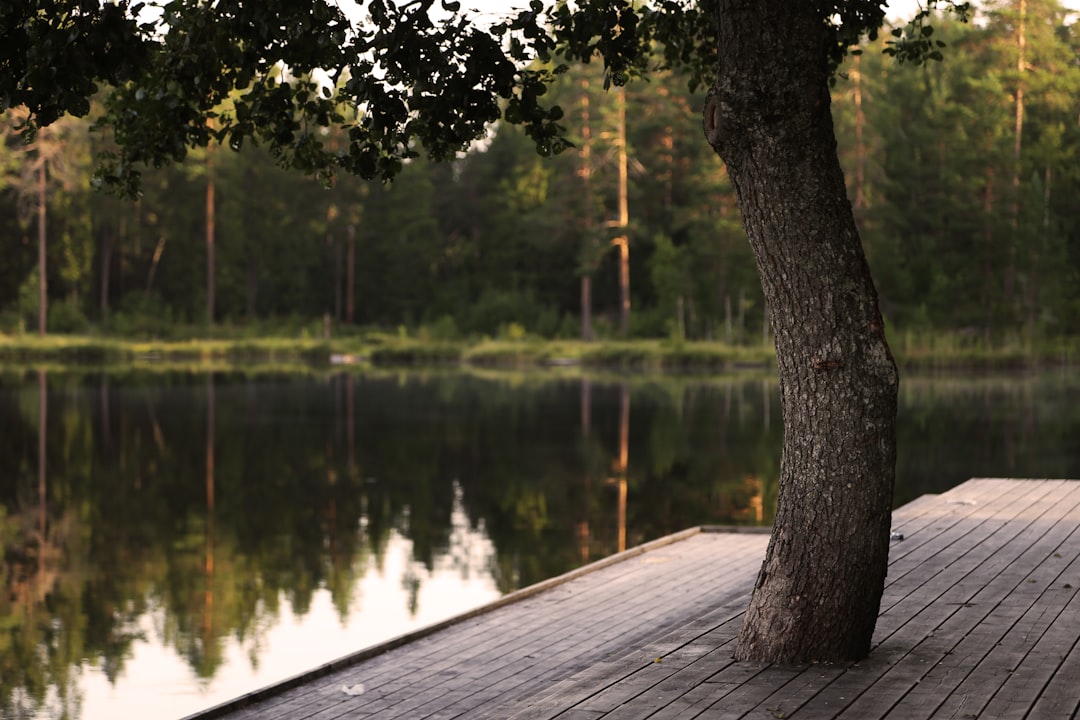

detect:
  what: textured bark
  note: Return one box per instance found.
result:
[704,0,899,663]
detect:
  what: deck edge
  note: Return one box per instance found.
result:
[179,526,708,720]
[700,524,772,534]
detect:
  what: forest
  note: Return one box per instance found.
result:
[1,0,1078,353]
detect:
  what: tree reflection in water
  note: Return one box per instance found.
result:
[2,369,1076,719]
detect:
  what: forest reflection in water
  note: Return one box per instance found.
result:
[2,368,1079,720]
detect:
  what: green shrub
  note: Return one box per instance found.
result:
[369,342,463,365]
[424,314,461,341]
[534,307,561,338]
[499,322,528,341]
[48,299,90,333]
[556,313,581,340]
[105,294,176,339]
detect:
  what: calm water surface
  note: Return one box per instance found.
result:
[2,369,1079,719]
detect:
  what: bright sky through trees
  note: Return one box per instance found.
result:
[446,0,1080,23]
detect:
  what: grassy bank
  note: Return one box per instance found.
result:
[0,334,345,365]
[0,333,773,372]
[2,331,1078,372]
[890,329,1080,372]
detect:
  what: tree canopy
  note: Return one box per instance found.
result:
[5,0,1041,347]
[3,0,970,194]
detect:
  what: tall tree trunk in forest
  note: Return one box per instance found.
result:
[328,225,341,321]
[100,226,113,321]
[244,166,258,321]
[661,120,675,211]
[581,274,593,340]
[1012,0,1025,226]
[705,0,898,663]
[1006,0,1026,321]
[206,143,216,328]
[613,88,631,337]
[852,53,869,232]
[38,159,47,336]
[346,223,356,324]
[579,77,594,341]
[145,235,167,297]
[245,255,257,320]
[983,164,996,338]
[1029,164,1050,328]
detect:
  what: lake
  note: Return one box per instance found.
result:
[2,368,1079,719]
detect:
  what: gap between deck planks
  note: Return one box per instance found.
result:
[181,479,1080,720]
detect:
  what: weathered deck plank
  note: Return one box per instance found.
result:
[890,511,1080,718]
[184,478,1080,720]
[352,536,766,720]
[825,482,1080,719]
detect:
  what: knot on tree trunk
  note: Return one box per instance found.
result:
[702,92,724,150]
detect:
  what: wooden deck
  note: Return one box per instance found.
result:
[184,478,1080,720]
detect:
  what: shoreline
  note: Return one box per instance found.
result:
[0,333,1075,373]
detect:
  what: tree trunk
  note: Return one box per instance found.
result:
[245,254,258,320]
[346,223,356,324]
[982,163,996,336]
[329,225,341,321]
[206,143,216,328]
[852,52,869,245]
[579,77,594,342]
[100,226,113,321]
[581,274,593,341]
[614,88,630,337]
[704,0,899,663]
[145,235,167,297]
[38,159,47,336]
[615,236,630,336]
